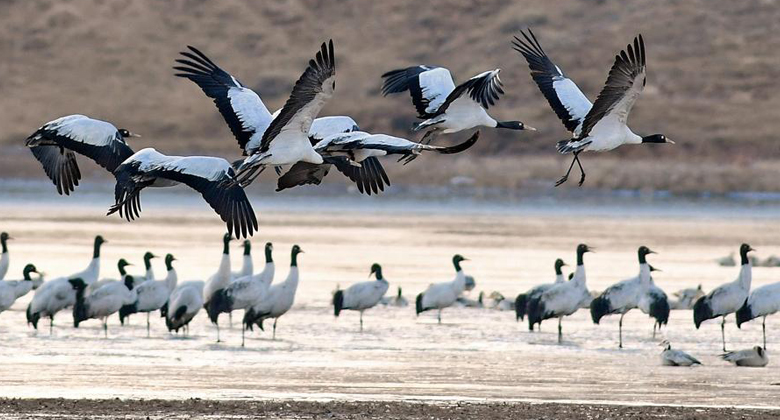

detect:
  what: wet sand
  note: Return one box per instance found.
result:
[1,398,779,419]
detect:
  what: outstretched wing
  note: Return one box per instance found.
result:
[174,46,273,154]
[578,35,647,139]
[259,40,336,152]
[316,130,479,157]
[29,146,81,195]
[276,156,390,196]
[435,70,505,116]
[27,115,135,174]
[381,66,456,118]
[309,116,360,143]
[110,149,257,239]
[512,29,592,135]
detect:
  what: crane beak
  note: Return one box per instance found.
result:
[130,133,142,138]
[666,138,675,144]
[524,125,537,131]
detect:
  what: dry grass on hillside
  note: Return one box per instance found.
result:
[0,0,778,191]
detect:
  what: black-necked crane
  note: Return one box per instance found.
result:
[415,255,474,324]
[381,65,534,143]
[590,246,657,348]
[515,258,567,325]
[513,29,673,187]
[107,148,258,239]
[25,115,138,195]
[26,235,106,334]
[119,254,178,337]
[527,244,592,343]
[333,263,389,331]
[736,281,780,349]
[694,243,754,352]
[243,245,303,340]
[0,264,42,315]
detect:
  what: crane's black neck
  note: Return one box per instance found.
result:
[374,266,384,280]
[93,239,103,259]
[165,256,175,271]
[265,244,273,263]
[23,265,35,280]
[291,249,299,267]
[243,241,251,256]
[0,236,7,253]
[554,259,564,275]
[118,261,128,276]
[740,247,751,265]
[144,253,154,270]
[577,250,586,266]
[222,236,230,255]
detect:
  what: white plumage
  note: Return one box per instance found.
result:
[515,258,567,325]
[220,243,274,346]
[120,254,178,336]
[333,263,389,331]
[0,232,10,280]
[590,246,656,348]
[670,284,704,310]
[720,346,768,367]
[70,276,136,338]
[660,341,701,366]
[243,245,303,340]
[381,65,533,143]
[109,148,257,239]
[637,270,670,338]
[694,244,754,352]
[235,41,337,184]
[737,281,780,349]
[27,235,106,334]
[513,30,672,187]
[203,234,233,342]
[527,244,592,343]
[0,265,42,315]
[415,255,473,324]
[25,115,138,195]
[166,280,205,334]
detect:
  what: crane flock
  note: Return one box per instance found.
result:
[3,28,774,373]
[0,230,775,368]
[22,29,675,238]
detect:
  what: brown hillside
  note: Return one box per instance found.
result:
[1,0,778,190]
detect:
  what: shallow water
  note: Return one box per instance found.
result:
[0,183,779,407]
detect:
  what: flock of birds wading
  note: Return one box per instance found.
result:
[0,232,776,368]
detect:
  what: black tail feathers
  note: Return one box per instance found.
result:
[515,294,528,321]
[333,290,344,317]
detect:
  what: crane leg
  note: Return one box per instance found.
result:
[721,316,726,352]
[763,316,767,350]
[241,325,245,348]
[272,319,277,340]
[575,153,586,186]
[360,311,364,333]
[146,313,151,338]
[216,323,221,343]
[619,313,624,349]
[558,318,563,344]
[437,310,442,325]
[555,154,578,187]
[49,317,54,336]
[229,312,233,329]
[653,322,657,339]
[103,319,108,339]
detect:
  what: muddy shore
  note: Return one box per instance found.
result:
[1,399,779,420]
